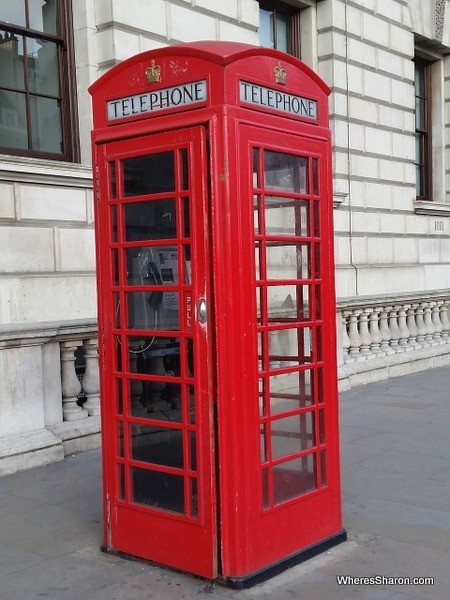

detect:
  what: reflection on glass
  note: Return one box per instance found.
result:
[0,31,25,89]
[123,152,174,197]
[255,243,261,280]
[113,293,120,327]
[2,4,26,27]
[276,14,289,52]
[30,95,63,153]
[273,454,317,505]
[266,243,309,280]
[316,368,324,404]
[124,199,176,241]
[115,378,123,414]
[269,370,314,414]
[265,197,309,237]
[264,151,308,194]
[131,423,183,468]
[27,38,59,95]
[29,0,59,34]
[268,327,313,368]
[188,385,196,424]
[271,412,316,459]
[126,246,178,286]
[267,284,310,323]
[0,90,28,149]
[259,9,274,49]
[132,467,184,513]
[314,243,320,279]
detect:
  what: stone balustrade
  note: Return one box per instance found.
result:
[338,297,450,364]
[60,336,100,422]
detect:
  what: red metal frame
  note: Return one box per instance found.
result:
[90,41,343,585]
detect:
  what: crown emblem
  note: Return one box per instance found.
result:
[274,64,287,85]
[145,60,161,84]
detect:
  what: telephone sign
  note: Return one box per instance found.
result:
[90,41,345,588]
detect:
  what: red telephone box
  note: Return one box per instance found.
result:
[89,41,345,588]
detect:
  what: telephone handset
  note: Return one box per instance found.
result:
[148,261,163,307]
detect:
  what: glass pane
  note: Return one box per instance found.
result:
[111,249,119,286]
[131,467,184,513]
[319,408,325,445]
[271,412,316,459]
[182,197,190,238]
[27,37,59,96]
[414,64,424,96]
[273,454,317,505]
[312,159,319,196]
[0,31,25,89]
[267,284,310,323]
[320,450,326,486]
[415,97,425,129]
[265,197,309,237]
[109,162,117,199]
[115,378,123,414]
[276,14,289,53]
[269,370,314,414]
[127,292,179,330]
[190,478,198,518]
[118,463,125,501]
[127,335,181,378]
[268,327,313,369]
[259,8,274,49]
[180,148,189,190]
[264,151,308,194]
[314,243,320,278]
[110,205,118,242]
[313,201,320,238]
[189,431,197,471]
[126,246,178,286]
[187,385,195,424]
[0,89,27,149]
[254,195,260,234]
[253,148,260,187]
[123,152,174,197]
[29,0,59,34]
[29,95,63,153]
[1,4,26,27]
[131,423,183,468]
[266,243,310,280]
[416,165,423,196]
[262,468,270,509]
[260,424,267,462]
[117,421,124,457]
[124,199,176,241]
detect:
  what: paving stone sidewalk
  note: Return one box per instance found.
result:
[1,366,449,600]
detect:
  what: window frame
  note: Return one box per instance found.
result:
[258,0,301,59]
[0,0,79,162]
[414,56,432,201]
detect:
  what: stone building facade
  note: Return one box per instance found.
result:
[1,0,450,473]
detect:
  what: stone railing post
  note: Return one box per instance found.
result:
[440,300,450,343]
[406,304,420,349]
[369,308,383,357]
[431,302,444,345]
[423,303,436,346]
[379,306,394,355]
[397,306,411,352]
[60,341,88,421]
[81,338,100,416]
[359,308,372,358]
[388,306,401,352]
[348,309,363,361]
[342,310,352,363]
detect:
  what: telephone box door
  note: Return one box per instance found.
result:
[218,124,342,580]
[96,127,217,578]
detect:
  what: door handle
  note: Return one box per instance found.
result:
[198,299,207,324]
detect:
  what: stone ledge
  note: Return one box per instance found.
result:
[49,416,102,456]
[339,345,450,391]
[0,429,64,476]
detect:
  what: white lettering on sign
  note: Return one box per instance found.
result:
[240,81,317,120]
[107,80,207,120]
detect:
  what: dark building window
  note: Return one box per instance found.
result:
[258,0,300,58]
[0,0,79,161]
[414,58,432,200]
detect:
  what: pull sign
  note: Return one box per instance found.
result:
[107,80,207,121]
